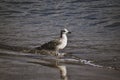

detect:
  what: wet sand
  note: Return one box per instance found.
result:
[0,58,120,80]
[67,65,120,80]
[0,49,120,80]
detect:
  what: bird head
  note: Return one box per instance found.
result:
[61,28,71,34]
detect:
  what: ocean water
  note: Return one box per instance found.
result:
[0,0,120,79]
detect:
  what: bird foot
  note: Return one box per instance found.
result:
[56,52,61,56]
[56,52,66,58]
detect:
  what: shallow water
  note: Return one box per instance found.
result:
[0,0,120,80]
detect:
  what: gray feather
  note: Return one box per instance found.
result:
[36,39,61,50]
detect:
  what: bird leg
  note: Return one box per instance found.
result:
[56,50,61,56]
[55,50,61,65]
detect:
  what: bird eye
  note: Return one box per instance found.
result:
[61,30,65,32]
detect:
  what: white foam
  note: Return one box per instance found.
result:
[79,59,103,67]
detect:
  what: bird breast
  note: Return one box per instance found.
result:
[57,38,67,49]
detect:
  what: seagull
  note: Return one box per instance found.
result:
[36,28,71,56]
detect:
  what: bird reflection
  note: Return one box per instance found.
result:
[27,54,68,80]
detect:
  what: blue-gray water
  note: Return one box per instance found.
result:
[0,0,120,80]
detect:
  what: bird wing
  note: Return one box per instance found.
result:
[36,39,61,50]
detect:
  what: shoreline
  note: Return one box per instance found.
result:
[0,49,120,80]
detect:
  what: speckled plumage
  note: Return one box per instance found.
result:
[36,39,61,50]
[35,28,70,55]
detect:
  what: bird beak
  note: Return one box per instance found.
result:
[68,31,71,34]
